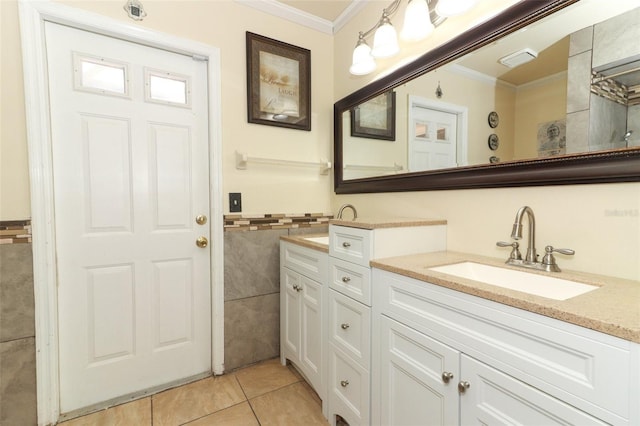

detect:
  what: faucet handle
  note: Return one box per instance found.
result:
[544,246,575,256]
[497,241,522,260]
[542,245,575,270]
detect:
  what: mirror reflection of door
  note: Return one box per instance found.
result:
[408,97,468,172]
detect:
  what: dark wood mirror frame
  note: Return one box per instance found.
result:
[334,0,640,194]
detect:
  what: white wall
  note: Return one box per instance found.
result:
[332,0,640,281]
[1,0,334,218]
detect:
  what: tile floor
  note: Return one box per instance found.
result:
[60,358,329,426]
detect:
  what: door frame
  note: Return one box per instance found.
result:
[408,95,469,169]
[18,1,224,424]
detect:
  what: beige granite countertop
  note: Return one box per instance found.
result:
[280,233,329,253]
[370,251,640,343]
[329,216,447,230]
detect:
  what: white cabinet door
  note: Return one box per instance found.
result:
[300,275,323,393]
[460,355,608,426]
[281,268,301,359]
[376,316,459,426]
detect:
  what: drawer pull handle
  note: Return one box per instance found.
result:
[340,380,349,388]
[342,242,351,248]
[441,371,454,383]
[341,323,350,330]
[458,381,470,394]
[292,284,302,292]
[341,276,351,283]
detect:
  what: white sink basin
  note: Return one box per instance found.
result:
[428,262,598,301]
[304,236,329,245]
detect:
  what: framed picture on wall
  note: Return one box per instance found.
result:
[350,90,396,141]
[246,32,311,131]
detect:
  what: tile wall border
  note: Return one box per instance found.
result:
[224,213,332,231]
[0,220,32,244]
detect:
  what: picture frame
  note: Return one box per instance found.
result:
[246,32,311,131]
[350,91,396,141]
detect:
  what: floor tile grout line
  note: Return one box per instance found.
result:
[234,373,263,425]
[176,401,252,426]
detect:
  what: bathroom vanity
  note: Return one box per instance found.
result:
[280,217,447,421]
[371,252,639,426]
[280,226,639,426]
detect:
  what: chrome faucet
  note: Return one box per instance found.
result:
[337,204,357,220]
[511,206,537,263]
[497,206,574,272]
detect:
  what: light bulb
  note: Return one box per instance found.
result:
[400,0,434,42]
[349,39,376,75]
[371,17,399,58]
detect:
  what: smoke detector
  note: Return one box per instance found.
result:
[499,48,538,68]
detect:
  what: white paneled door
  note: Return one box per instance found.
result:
[45,22,211,413]
[409,106,458,172]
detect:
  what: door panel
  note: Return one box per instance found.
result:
[460,355,608,425]
[409,106,458,172]
[45,21,211,413]
[378,316,460,426]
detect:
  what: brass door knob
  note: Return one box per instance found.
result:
[196,236,208,248]
[195,215,207,225]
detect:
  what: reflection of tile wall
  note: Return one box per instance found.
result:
[0,220,37,425]
[223,214,330,371]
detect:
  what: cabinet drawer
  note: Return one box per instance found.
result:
[329,226,371,267]
[328,343,370,426]
[329,257,371,306]
[280,241,327,283]
[329,290,371,369]
[373,268,634,425]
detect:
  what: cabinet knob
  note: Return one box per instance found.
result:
[342,242,351,248]
[458,381,470,394]
[341,323,350,330]
[292,284,302,292]
[341,276,351,283]
[340,379,349,388]
[441,371,454,383]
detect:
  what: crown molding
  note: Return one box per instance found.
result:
[235,0,334,34]
[333,0,370,33]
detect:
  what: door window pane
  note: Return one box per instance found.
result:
[73,53,129,97]
[145,69,191,107]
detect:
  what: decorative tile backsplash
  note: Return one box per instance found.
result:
[0,220,32,244]
[0,215,331,240]
[224,213,332,232]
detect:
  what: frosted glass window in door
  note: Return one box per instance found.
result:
[145,68,191,107]
[73,53,129,97]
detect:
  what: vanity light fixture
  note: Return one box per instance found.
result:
[350,32,377,75]
[401,0,434,42]
[371,11,400,58]
[350,0,477,76]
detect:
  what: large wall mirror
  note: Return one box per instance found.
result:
[334,0,640,194]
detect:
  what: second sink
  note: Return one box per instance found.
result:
[428,262,598,300]
[304,236,329,245]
